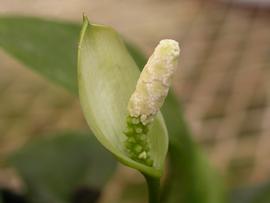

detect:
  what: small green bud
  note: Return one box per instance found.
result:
[134,145,143,153]
[138,151,148,160]
[131,118,140,125]
[124,127,134,136]
[135,127,143,133]
[127,137,136,143]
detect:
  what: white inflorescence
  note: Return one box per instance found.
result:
[128,39,180,125]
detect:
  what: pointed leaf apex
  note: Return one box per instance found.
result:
[82,14,89,23]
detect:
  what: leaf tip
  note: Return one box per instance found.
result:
[82,14,89,24]
[78,14,90,51]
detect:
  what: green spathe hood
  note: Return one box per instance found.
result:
[77,16,168,178]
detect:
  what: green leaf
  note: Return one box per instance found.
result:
[0,17,79,93]
[0,16,145,95]
[78,17,168,178]
[161,91,226,203]
[8,131,116,203]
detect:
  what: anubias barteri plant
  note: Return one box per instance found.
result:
[78,16,179,203]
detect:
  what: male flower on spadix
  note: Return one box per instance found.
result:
[128,39,180,125]
[124,40,180,167]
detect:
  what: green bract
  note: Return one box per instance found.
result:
[78,17,168,178]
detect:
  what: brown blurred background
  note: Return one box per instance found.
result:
[0,0,270,194]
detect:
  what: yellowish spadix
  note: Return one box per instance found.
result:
[128,40,180,125]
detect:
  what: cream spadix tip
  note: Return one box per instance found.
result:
[128,39,180,125]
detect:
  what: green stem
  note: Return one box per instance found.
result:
[144,174,160,203]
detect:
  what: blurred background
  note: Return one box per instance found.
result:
[0,0,270,202]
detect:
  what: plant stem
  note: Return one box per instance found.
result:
[144,174,160,203]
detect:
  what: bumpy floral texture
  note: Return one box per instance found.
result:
[128,39,180,125]
[124,39,180,166]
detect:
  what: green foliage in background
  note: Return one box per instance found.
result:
[161,92,225,203]
[0,17,78,93]
[0,17,145,95]
[9,132,116,203]
[0,16,227,203]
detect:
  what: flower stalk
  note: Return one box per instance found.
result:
[144,175,160,203]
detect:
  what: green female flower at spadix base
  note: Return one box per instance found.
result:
[78,16,180,178]
[124,40,180,167]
